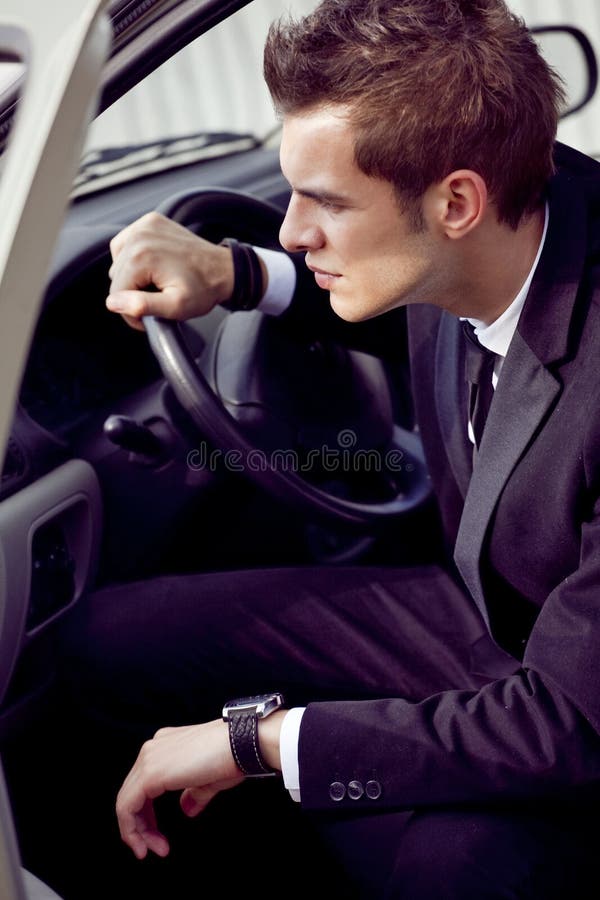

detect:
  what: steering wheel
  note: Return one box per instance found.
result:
[143,188,431,530]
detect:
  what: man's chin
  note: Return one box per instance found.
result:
[329,293,379,323]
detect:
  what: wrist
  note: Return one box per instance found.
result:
[257,708,286,772]
[210,243,235,306]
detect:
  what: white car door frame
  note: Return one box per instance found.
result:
[0,1,111,896]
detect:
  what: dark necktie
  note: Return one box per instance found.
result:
[462,320,496,450]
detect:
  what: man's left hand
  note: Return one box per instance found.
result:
[115,718,243,860]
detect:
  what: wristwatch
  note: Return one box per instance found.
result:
[222,692,285,777]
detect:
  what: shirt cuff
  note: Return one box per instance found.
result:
[254,247,296,316]
[279,706,306,802]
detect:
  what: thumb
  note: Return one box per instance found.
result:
[106,287,165,319]
[180,777,243,818]
[180,785,220,818]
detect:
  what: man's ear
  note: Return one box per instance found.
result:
[428,170,488,239]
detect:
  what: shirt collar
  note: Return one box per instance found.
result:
[465,202,550,359]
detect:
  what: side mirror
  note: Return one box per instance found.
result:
[532,25,598,118]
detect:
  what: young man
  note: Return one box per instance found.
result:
[66,0,600,896]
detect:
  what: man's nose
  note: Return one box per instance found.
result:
[279,196,324,253]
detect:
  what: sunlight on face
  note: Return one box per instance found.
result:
[279,107,440,322]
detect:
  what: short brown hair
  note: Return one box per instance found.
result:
[264,0,565,229]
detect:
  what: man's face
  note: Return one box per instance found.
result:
[279,107,441,322]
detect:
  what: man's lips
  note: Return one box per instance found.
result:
[307,264,341,291]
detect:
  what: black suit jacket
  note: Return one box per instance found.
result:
[291,144,600,811]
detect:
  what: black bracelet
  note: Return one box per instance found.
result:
[220,238,264,311]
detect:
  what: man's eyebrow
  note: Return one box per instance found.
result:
[293,186,351,205]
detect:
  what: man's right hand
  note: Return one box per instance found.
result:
[106,212,235,330]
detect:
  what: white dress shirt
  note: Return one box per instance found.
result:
[255,202,549,801]
[254,246,296,315]
[463,203,548,441]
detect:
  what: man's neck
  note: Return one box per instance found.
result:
[449,205,546,326]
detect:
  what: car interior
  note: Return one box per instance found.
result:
[0,0,598,896]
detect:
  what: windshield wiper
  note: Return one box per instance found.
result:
[72,130,260,198]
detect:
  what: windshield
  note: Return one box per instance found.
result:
[73,0,319,195]
[85,0,318,153]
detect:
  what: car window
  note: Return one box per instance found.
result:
[85,0,319,155]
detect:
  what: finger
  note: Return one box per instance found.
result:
[134,809,170,859]
[109,221,138,263]
[122,817,169,861]
[180,777,243,818]
[106,288,170,320]
[116,785,169,859]
[118,813,169,860]
[121,313,147,332]
[108,214,156,263]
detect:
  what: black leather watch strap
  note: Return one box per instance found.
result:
[227,710,277,777]
[220,238,264,312]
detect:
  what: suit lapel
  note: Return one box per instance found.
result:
[453,335,560,622]
[453,168,588,622]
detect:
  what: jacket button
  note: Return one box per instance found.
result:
[329,781,346,802]
[347,780,364,800]
[366,779,382,800]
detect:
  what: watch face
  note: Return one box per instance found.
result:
[222,692,284,719]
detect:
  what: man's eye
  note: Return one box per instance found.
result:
[321,199,343,212]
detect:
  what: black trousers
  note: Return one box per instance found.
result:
[46,565,598,899]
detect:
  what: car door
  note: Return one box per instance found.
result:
[0,1,111,894]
